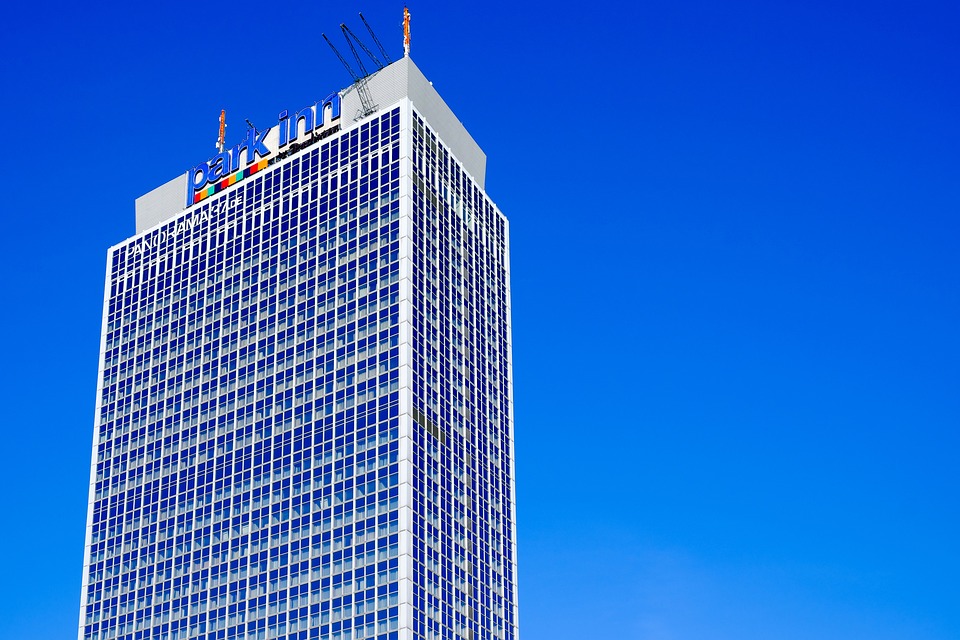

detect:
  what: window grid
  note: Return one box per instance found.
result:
[86,110,405,640]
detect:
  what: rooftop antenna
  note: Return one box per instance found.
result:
[323,33,378,119]
[216,110,226,153]
[403,7,411,57]
[245,118,257,133]
[359,12,392,64]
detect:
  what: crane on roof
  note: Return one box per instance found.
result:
[322,33,378,119]
[342,23,384,72]
[359,12,391,64]
[322,11,406,120]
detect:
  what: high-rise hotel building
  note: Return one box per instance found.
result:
[81,57,517,640]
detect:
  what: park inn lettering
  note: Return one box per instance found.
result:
[186,92,341,206]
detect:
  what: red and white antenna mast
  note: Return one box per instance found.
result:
[216,110,227,153]
[403,7,411,57]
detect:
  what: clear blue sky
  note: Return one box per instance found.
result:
[0,1,957,638]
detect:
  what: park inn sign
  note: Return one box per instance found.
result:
[186,92,341,206]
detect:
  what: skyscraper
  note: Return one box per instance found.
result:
[81,55,517,640]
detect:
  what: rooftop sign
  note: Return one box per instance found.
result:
[186,93,341,206]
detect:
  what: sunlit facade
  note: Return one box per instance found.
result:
[80,57,518,640]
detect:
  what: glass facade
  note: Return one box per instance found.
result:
[82,98,516,640]
[408,114,516,640]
